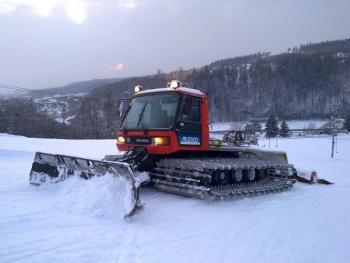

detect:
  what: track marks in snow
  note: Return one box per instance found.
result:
[1,238,89,263]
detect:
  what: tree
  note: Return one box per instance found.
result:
[280,120,290,137]
[345,115,350,132]
[265,115,279,138]
[245,121,262,134]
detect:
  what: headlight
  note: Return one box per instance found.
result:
[153,137,169,146]
[134,85,143,93]
[117,136,125,144]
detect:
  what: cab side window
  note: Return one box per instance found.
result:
[178,96,201,134]
[181,96,201,123]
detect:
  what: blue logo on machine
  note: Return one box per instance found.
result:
[178,134,201,145]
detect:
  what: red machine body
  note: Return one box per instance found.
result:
[116,86,209,155]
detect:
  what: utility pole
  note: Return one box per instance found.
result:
[330,105,338,158]
[331,133,336,158]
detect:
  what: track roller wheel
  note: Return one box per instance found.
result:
[232,169,243,183]
[213,170,229,185]
[246,168,256,182]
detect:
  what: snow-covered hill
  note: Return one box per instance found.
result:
[26,78,123,98]
[0,85,27,98]
[0,133,349,263]
[33,94,85,124]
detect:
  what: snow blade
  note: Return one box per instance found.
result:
[29,152,140,217]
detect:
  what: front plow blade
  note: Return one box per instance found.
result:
[29,152,140,217]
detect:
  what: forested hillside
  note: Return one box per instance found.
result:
[0,99,70,138]
[1,38,350,139]
[69,38,350,138]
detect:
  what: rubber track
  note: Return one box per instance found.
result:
[150,157,295,199]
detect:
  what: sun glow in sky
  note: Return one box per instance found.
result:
[0,0,138,23]
[113,63,124,72]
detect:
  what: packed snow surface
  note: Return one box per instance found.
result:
[210,120,328,131]
[1,133,350,263]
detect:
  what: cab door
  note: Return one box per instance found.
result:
[176,95,202,146]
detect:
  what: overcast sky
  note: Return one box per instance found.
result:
[0,0,350,89]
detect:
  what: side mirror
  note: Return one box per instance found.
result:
[118,101,125,118]
[117,98,130,119]
[175,122,184,132]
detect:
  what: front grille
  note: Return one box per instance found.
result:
[126,137,152,145]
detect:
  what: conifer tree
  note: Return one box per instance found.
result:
[345,115,350,132]
[280,120,290,137]
[265,115,279,138]
[245,121,262,134]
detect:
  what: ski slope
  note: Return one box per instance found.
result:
[210,119,328,131]
[1,133,350,263]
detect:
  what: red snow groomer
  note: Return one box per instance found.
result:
[29,80,297,217]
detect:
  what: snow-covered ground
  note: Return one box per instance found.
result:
[210,120,328,131]
[1,133,350,263]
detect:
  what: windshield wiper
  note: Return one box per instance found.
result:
[136,102,147,128]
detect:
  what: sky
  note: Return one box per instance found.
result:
[0,0,350,89]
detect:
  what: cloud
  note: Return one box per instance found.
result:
[31,0,58,17]
[0,0,139,23]
[64,0,87,24]
[0,1,16,14]
[118,0,138,9]
[0,0,58,16]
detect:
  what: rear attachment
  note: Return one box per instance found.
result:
[291,170,334,185]
[29,152,140,217]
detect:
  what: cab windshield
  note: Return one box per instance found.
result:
[121,93,179,130]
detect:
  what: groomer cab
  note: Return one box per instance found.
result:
[116,80,209,155]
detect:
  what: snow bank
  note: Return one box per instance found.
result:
[286,119,328,129]
[47,174,134,220]
[210,119,328,131]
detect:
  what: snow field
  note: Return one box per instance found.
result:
[209,119,328,131]
[0,133,350,263]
